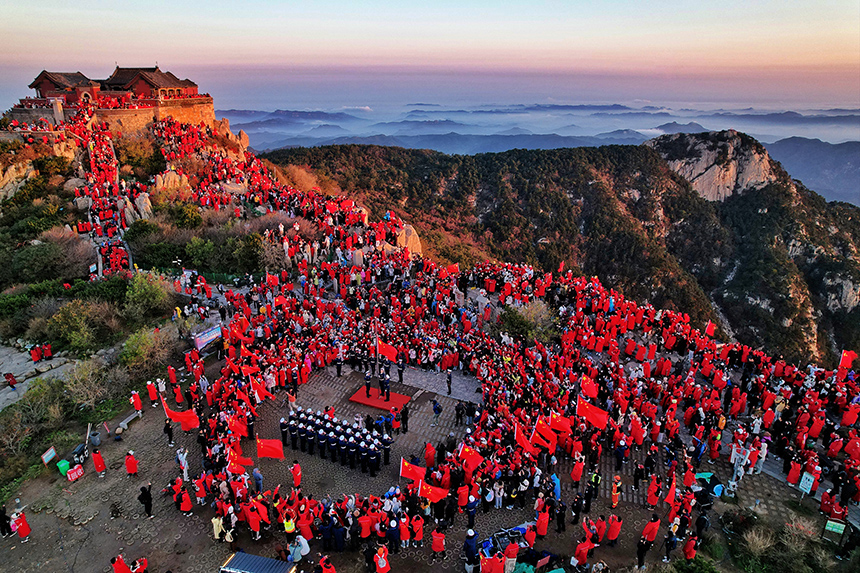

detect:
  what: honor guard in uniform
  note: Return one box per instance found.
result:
[369,445,380,477]
[397,358,405,383]
[289,419,299,449]
[298,423,308,452]
[318,426,327,459]
[360,442,369,473]
[382,434,392,465]
[280,418,289,446]
[348,438,358,469]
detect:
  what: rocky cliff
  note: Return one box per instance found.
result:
[264,136,860,367]
[647,130,779,201]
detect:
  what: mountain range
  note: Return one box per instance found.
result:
[262,131,859,367]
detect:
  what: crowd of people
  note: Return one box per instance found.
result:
[7,110,859,571]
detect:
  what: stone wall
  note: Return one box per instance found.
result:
[154,97,215,126]
[95,108,158,134]
[5,97,215,135]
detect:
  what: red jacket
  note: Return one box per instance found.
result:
[432,530,446,552]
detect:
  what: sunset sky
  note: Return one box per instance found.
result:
[2,0,858,109]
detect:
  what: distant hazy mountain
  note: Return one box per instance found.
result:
[493,127,533,136]
[594,129,647,141]
[259,132,657,154]
[655,121,708,134]
[765,137,860,205]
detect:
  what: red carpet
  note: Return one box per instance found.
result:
[349,386,411,411]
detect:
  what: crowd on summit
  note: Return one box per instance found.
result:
[4,108,859,572]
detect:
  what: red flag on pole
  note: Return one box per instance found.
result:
[458,444,485,471]
[515,424,537,455]
[164,401,200,430]
[256,438,285,460]
[576,397,609,430]
[532,418,557,452]
[581,377,598,399]
[705,320,715,337]
[839,350,858,370]
[378,341,398,362]
[550,412,572,434]
[665,474,677,505]
[418,480,448,503]
[400,458,426,482]
[446,263,460,276]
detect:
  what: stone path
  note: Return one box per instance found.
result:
[0,345,77,410]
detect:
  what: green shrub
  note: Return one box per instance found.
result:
[123,219,160,244]
[171,203,203,229]
[185,236,215,269]
[672,556,720,573]
[120,327,173,375]
[46,299,119,353]
[123,272,174,324]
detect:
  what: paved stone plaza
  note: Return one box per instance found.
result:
[0,357,844,573]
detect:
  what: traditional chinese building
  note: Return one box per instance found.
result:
[27,66,199,105]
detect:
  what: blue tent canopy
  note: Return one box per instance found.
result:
[220,552,293,573]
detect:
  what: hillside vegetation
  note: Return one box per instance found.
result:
[264,137,860,367]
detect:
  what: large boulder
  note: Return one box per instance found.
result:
[63,177,87,192]
[155,171,189,192]
[0,162,35,201]
[395,224,422,256]
[135,192,153,219]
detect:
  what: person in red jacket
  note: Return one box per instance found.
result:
[431,527,446,562]
[292,461,302,488]
[130,391,143,417]
[180,489,193,517]
[524,524,536,548]
[607,514,623,547]
[146,380,159,407]
[92,448,107,478]
[411,514,424,547]
[503,540,519,573]
[573,536,594,567]
[125,451,139,477]
[536,509,549,537]
[683,535,698,562]
[375,546,391,573]
[642,514,661,543]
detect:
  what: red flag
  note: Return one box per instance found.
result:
[241,365,261,377]
[418,480,448,503]
[515,424,537,455]
[400,458,426,482]
[256,438,285,460]
[164,402,200,430]
[438,268,449,280]
[266,273,279,287]
[558,261,565,273]
[228,417,249,437]
[705,320,715,337]
[378,341,398,362]
[581,377,598,399]
[532,418,557,452]
[458,445,485,471]
[576,397,609,430]
[446,263,460,276]
[840,350,858,370]
[550,412,572,434]
[229,448,253,466]
[665,474,677,505]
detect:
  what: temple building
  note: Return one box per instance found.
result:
[27,66,199,105]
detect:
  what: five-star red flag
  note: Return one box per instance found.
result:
[515,423,537,455]
[576,396,609,430]
[458,444,485,471]
[378,341,398,362]
[400,458,426,482]
[705,320,715,337]
[550,412,572,434]
[418,480,449,503]
[665,474,677,505]
[839,350,857,370]
[256,438,285,460]
[581,376,598,399]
